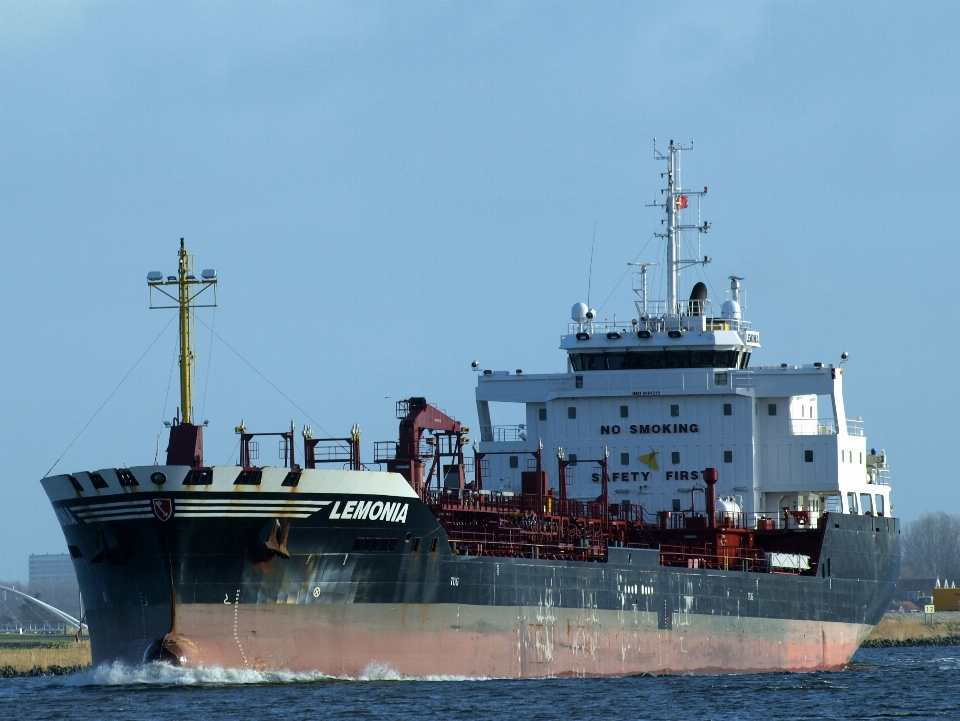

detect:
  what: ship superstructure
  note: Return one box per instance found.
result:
[476,140,890,525]
[40,142,898,678]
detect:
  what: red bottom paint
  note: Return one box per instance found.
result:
[160,602,870,677]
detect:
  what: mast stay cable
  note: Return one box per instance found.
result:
[43,314,177,478]
[193,316,332,437]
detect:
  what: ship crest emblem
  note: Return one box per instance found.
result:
[152,498,174,522]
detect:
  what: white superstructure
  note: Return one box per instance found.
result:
[475,140,890,520]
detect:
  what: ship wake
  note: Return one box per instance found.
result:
[57,661,490,686]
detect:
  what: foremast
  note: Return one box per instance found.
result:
[147,239,218,465]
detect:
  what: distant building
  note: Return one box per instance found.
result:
[27,553,80,619]
[28,554,75,583]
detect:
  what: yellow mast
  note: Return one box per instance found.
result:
[148,239,217,428]
[177,238,195,425]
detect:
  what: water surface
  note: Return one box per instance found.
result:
[3,646,958,720]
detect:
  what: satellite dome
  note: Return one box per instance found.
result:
[571,302,589,323]
[720,299,741,320]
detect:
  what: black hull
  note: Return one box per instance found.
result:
[52,486,899,676]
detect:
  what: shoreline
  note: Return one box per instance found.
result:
[0,636,91,678]
[862,611,960,648]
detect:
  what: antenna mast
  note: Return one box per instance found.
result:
[650,139,711,319]
[629,262,659,319]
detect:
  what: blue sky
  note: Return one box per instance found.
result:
[1,1,958,580]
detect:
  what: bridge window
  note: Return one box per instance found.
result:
[875,495,884,517]
[860,494,874,515]
[570,350,747,372]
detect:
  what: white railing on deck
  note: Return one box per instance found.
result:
[846,419,864,437]
[870,469,891,486]
[491,425,527,442]
[567,316,753,335]
[790,418,838,435]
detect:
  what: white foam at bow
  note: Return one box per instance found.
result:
[56,661,490,686]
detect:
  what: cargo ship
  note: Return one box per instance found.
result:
[41,141,899,677]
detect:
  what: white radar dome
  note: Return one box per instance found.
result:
[571,302,589,323]
[720,299,742,320]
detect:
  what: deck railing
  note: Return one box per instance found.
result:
[426,490,816,532]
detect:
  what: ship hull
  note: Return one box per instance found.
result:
[162,602,868,677]
[44,466,899,677]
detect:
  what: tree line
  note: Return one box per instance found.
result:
[900,511,960,582]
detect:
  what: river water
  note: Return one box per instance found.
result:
[2,646,958,720]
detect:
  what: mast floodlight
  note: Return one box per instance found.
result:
[147,271,163,282]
